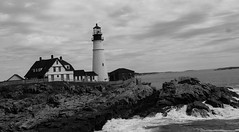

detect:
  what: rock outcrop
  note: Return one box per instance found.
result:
[1,77,239,132]
[156,77,239,117]
[0,79,157,132]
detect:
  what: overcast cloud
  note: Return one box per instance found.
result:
[0,0,239,81]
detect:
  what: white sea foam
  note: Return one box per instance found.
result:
[206,104,239,119]
[96,87,239,132]
[230,88,239,94]
[229,88,239,101]
[97,106,204,132]
[96,104,239,132]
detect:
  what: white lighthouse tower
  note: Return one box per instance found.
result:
[92,23,109,81]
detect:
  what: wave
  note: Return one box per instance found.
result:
[96,88,239,132]
[97,104,239,132]
[230,87,239,94]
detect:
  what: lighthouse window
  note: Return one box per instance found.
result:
[102,63,104,66]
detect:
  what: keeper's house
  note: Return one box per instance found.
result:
[25,55,98,82]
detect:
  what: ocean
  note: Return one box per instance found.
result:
[97,69,239,132]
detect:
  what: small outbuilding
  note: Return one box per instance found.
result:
[7,74,24,81]
[74,70,98,82]
[109,68,135,81]
[74,70,86,82]
[85,71,98,82]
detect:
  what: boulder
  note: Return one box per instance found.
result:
[159,78,210,105]
[205,98,223,108]
[157,99,174,106]
[190,108,209,118]
[157,77,239,118]
[178,77,200,85]
[186,101,209,116]
[47,95,60,107]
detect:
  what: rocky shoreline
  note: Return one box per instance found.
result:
[0,79,157,132]
[1,77,239,132]
[153,77,239,117]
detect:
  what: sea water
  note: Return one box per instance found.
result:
[139,69,239,89]
[96,69,239,132]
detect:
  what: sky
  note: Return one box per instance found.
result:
[0,0,239,81]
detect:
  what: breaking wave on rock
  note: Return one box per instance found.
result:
[97,88,239,132]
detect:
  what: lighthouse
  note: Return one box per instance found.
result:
[92,24,109,81]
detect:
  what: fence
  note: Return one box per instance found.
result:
[0,77,139,87]
[0,79,48,87]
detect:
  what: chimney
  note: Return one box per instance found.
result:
[39,57,42,61]
[60,56,62,60]
[51,55,54,59]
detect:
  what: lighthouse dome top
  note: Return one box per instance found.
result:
[93,23,101,29]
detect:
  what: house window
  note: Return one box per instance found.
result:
[102,63,104,66]
[61,74,64,81]
[59,67,61,72]
[56,60,58,65]
[66,74,70,80]
[53,67,56,72]
[51,75,54,81]
[57,75,59,77]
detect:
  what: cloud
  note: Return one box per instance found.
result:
[134,12,208,40]
[1,0,239,80]
[175,21,239,39]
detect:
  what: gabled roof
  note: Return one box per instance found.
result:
[25,58,56,79]
[25,57,74,79]
[74,70,85,76]
[59,59,75,71]
[7,74,24,81]
[85,71,98,76]
[109,68,135,75]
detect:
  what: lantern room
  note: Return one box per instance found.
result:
[92,23,104,41]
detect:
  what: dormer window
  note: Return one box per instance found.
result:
[66,65,70,69]
[33,68,42,72]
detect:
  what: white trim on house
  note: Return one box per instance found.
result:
[46,59,74,82]
[25,56,99,82]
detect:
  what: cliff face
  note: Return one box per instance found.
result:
[0,79,156,132]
